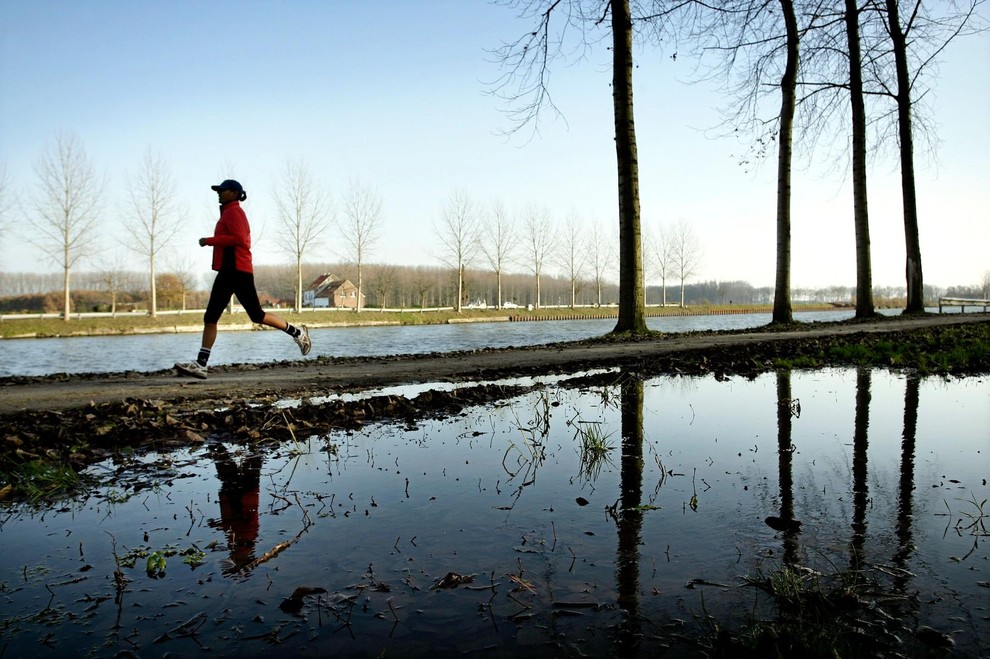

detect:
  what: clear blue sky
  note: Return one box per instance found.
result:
[1,0,987,290]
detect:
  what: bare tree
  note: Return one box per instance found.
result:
[434,190,480,312]
[587,222,616,307]
[843,0,876,318]
[412,268,435,311]
[773,0,800,324]
[609,0,647,331]
[273,159,333,312]
[686,0,818,323]
[161,252,203,312]
[370,264,398,311]
[520,204,557,309]
[863,0,983,313]
[337,178,383,313]
[981,270,990,300]
[669,220,702,307]
[122,149,183,318]
[557,214,587,308]
[95,252,131,315]
[30,132,104,321]
[480,199,516,309]
[492,0,659,333]
[648,223,675,306]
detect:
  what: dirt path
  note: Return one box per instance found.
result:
[3,313,986,416]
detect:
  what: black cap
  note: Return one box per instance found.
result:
[211,179,243,193]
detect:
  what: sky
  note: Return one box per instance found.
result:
[1,0,988,291]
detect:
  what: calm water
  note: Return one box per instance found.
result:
[0,309,911,378]
[1,368,987,656]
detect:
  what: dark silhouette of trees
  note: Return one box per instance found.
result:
[491,0,651,333]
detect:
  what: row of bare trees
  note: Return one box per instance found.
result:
[0,136,389,320]
[491,0,983,333]
[3,131,706,318]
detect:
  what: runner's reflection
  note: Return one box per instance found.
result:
[208,444,263,574]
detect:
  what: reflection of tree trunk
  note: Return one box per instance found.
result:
[894,375,920,594]
[776,371,799,565]
[851,368,871,573]
[617,376,644,654]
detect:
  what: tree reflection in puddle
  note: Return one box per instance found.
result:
[0,368,987,656]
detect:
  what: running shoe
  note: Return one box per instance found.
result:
[174,361,208,379]
[294,325,312,356]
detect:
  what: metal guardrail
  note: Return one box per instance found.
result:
[938,297,990,312]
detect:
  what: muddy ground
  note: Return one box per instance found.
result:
[2,313,988,495]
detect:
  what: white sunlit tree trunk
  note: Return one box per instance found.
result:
[670,220,702,308]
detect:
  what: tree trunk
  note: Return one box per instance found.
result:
[357,262,363,313]
[497,270,502,308]
[773,0,798,324]
[844,0,875,318]
[150,253,157,318]
[63,254,70,321]
[536,269,541,309]
[886,0,924,314]
[611,0,648,334]
[295,255,303,312]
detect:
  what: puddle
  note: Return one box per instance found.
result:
[1,369,987,656]
[275,368,619,407]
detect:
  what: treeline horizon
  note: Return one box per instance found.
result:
[1,263,984,315]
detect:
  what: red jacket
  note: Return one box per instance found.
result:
[204,201,254,273]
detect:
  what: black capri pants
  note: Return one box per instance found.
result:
[204,269,266,324]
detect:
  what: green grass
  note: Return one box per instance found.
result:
[771,323,990,374]
[2,460,84,502]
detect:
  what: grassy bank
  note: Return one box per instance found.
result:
[0,304,840,339]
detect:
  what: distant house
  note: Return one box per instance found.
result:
[303,274,364,309]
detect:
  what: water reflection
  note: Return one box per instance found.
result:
[894,375,919,599]
[616,375,644,655]
[208,444,262,575]
[775,371,800,566]
[0,369,986,656]
[851,368,871,574]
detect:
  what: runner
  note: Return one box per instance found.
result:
[174,179,310,379]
